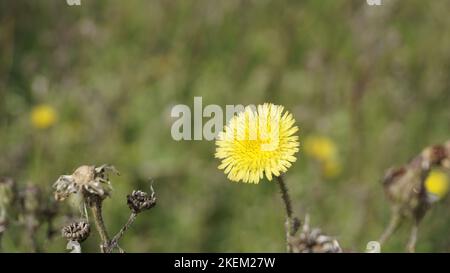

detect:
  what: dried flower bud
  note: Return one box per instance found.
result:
[290,216,342,253]
[62,221,90,242]
[127,190,156,214]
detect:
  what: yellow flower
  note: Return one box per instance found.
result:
[322,159,342,179]
[304,135,337,162]
[215,103,299,183]
[425,170,449,200]
[31,104,57,129]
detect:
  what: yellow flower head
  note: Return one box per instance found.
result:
[304,135,337,162]
[425,170,449,200]
[31,104,57,129]
[215,103,299,184]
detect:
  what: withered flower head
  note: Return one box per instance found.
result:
[127,190,156,214]
[383,142,450,221]
[62,221,90,242]
[290,216,342,253]
[53,165,119,202]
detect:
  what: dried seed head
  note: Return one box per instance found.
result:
[53,164,118,202]
[290,216,342,253]
[62,221,90,242]
[127,190,156,214]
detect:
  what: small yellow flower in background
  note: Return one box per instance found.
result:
[425,170,449,200]
[215,103,299,184]
[304,135,341,178]
[31,104,57,129]
[304,135,337,162]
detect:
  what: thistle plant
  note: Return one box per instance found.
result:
[53,165,157,253]
[215,103,303,252]
[380,140,450,252]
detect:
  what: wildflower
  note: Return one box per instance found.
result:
[425,170,449,200]
[62,221,90,242]
[304,135,341,178]
[215,103,299,183]
[53,165,119,203]
[127,190,156,214]
[304,135,337,162]
[31,104,57,129]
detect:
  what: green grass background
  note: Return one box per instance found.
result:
[0,0,449,252]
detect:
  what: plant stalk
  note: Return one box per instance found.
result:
[89,198,111,253]
[109,212,137,252]
[276,175,294,252]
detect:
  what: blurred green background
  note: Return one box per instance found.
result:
[0,0,449,252]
